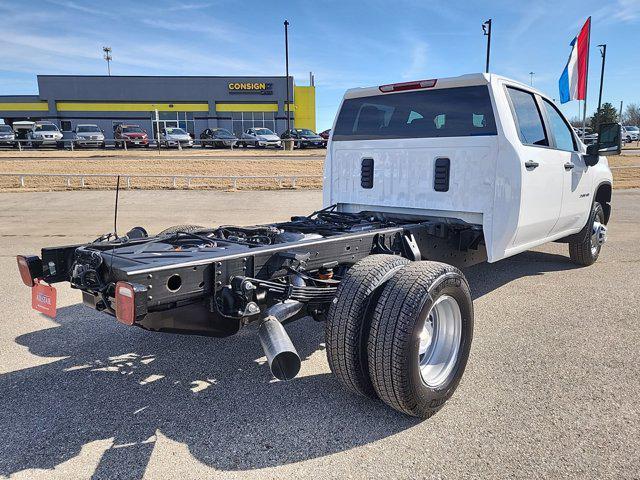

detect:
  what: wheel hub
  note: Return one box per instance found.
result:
[418,295,462,388]
[591,221,607,255]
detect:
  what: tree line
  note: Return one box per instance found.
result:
[569,103,640,130]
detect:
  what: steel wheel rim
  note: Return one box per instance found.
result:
[418,295,462,388]
[591,220,604,256]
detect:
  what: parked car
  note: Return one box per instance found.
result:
[160,127,194,148]
[319,129,331,140]
[73,124,105,148]
[623,125,639,142]
[114,124,150,148]
[280,128,325,148]
[12,121,34,146]
[200,128,238,148]
[0,124,16,147]
[238,127,282,148]
[28,122,63,148]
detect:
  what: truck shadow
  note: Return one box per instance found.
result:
[0,305,417,477]
[464,249,578,300]
[0,249,575,477]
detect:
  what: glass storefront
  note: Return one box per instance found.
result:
[151,111,196,138]
[230,112,277,135]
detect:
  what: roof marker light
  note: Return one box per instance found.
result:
[379,79,438,93]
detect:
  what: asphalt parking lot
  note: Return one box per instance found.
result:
[1,189,638,479]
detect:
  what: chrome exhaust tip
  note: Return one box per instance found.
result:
[258,317,301,381]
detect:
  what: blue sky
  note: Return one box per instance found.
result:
[0,0,638,130]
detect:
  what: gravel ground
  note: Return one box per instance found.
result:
[0,189,638,479]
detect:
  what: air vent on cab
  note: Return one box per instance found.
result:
[361,158,374,189]
[434,158,450,192]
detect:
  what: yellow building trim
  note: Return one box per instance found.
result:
[56,102,209,112]
[0,102,49,111]
[216,103,278,112]
[293,86,316,131]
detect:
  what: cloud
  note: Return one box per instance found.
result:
[0,29,253,77]
[402,41,428,80]
[591,0,640,25]
[45,0,118,17]
[141,18,232,41]
[165,2,215,11]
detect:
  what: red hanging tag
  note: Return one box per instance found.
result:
[32,280,57,318]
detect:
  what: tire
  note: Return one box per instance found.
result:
[368,261,473,418]
[569,201,606,266]
[158,224,205,235]
[325,254,410,398]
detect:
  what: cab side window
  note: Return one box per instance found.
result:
[542,99,577,152]
[507,87,548,147]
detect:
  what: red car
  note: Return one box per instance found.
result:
[319,129,331,140]
[114,124,150,148]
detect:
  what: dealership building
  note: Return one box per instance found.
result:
[0,75,316,138]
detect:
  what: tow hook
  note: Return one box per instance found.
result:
[593,222,607,246]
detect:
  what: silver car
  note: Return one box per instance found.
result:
[0,124,15,147]
[239,127,282,148]
[160,127,194,148]
[623,126,639,142]
[73,124,105,148]
[28,122,63,148]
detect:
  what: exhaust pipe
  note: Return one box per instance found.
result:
[258,300,303,381]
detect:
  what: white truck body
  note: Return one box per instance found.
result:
[324,73,613,263]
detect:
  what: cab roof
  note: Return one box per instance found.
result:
[343,73,546,100]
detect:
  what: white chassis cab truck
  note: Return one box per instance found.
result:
[17,74,619,419]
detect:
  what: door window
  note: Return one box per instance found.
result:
[542,99,577,152]
[507,87,548,147]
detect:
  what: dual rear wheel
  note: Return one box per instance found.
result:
[325,255,473,418]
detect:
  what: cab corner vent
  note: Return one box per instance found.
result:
[361,158,374,189]
[434,158,450,192]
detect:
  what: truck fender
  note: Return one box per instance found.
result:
[556,182,612,244]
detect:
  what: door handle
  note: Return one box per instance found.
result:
[564,162,575,170]
[524,160,539,169]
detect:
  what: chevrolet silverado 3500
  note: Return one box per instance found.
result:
[17,74,619,418]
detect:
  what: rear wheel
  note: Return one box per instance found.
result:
[368,261,473,418]
[569,201,606,266]
[325,254,410,398]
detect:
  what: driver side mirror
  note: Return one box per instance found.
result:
[586,123,622,162]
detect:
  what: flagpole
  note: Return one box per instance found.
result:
[581,16,592,140]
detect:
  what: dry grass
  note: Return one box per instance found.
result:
[0,150,637,192]
[0,147,325,191]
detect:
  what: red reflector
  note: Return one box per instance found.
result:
[115,281,136,325]
[17,255,35,287]
[32,280,57,318]
[379,79,437,93]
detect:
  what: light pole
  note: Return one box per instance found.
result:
[482,19,492,73]
[596,44,607,127]
[103,46,112,76]
[284,20,291,133]
[529,71,535,86]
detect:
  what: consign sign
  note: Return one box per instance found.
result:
[228,82,273,95]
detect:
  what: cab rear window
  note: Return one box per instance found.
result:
[333,85,497,141]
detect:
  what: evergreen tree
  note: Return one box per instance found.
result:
[591,102,618,130]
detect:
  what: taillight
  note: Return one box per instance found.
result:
[379,79,437,93]
[17,255,43,287]
[114,281,147,325]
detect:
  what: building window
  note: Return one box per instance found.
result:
[231,112,276,135]
[150,111,196,137]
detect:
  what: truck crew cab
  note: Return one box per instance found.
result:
[17,74,619,419]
